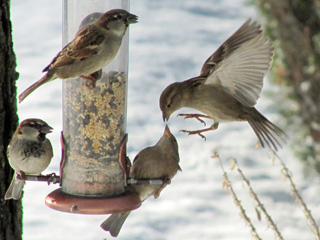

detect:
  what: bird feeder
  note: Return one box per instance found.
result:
[45,0,141,214]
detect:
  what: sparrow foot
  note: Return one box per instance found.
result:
[177,113,210,126]
[45,173,61,185]
[16,171,26,180]
[80,74,99,88]
[162,177,171,185]
[180,127,218,141]
[154,177,171,199]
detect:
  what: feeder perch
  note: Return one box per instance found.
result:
[22,174,61,185]
[45,0,141,214]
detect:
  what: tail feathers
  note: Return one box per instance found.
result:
[18,72,55,103]
[247,109,287,151]
[5,175,25,200]
[100,212,130,237]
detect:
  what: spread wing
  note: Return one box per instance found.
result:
[201,19,273,107]
[43,25,105,72]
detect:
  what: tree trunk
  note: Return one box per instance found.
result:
[254,0,320,172]
[0,0,21,239]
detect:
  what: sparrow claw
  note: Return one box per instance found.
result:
[180,129,207,141]
[45,173,60,185]
[154,177,171,199]
[46,172,57,178]
[16,171,26,181]
[177,113,208,126]
[80,75,98,88]
[162,177,171,185]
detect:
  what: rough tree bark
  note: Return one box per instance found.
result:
[0,1,21,240]
[254,0,320,172]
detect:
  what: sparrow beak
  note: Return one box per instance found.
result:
[164,125,172,137]
[162,111,170,122]
[162,112,166,122]
[127,14,138,24]
[41,125,53,134]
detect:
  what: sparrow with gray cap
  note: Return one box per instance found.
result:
[19,9,138,103]
[5,118,53,200]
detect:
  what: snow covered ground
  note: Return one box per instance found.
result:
[10,0,320,239]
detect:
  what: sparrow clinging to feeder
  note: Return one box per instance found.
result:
[100,125,181,237]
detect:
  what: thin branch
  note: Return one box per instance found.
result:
[232,158,284,240]
[213,152,262,240]
[273,151,320,240]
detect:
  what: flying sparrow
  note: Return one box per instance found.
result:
[18,9,138,103]
[160,19,287,151]
[100,125,181,237]
[5,118,53,200]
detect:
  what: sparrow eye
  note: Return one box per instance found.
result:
[167,104,171,108]
[113,14,122,20]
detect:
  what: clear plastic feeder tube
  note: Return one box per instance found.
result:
[61,0,130,196]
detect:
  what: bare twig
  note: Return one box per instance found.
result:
[273,151,320,240]
[232,158,284,240]
[213,152,262,240]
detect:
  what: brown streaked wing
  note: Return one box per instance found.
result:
[43,25,105,71]
[200,19,262,77]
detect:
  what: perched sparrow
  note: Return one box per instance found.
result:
[5,118,53,200]
[18,9,138,103]
[160,19,287,151]
[100,125,181,237]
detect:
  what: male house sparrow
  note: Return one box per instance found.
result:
[100,125,181,237]
[160,19,287,151]
[18,9,138,103]
[5,118,53,200]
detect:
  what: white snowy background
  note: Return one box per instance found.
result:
[10,0,320,239]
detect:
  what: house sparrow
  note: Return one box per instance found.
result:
[160,19,287,151]
[100,125,181,237]
[5,118,53,200]
[18,9,138,103]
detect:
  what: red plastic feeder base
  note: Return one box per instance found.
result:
[45,188,141,214]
